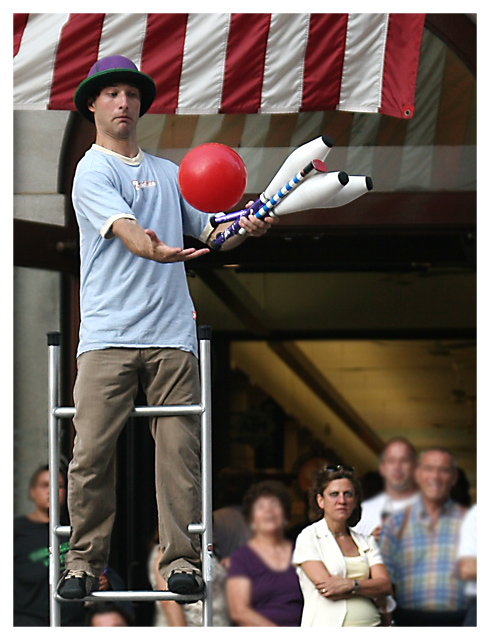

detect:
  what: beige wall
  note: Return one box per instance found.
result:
[14,110,69,226]
[13,110,69,515]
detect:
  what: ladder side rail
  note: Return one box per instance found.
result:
[47,332,62,627]
[199,328,213,627]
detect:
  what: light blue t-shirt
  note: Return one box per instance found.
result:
[72,145,213,358]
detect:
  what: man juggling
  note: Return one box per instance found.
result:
[58,55,274,600]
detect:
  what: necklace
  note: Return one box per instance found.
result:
[332,531,349,538]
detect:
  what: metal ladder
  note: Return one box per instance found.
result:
[47,326,214,627]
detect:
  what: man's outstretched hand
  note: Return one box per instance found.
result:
[111,218,209,263]
[144,229,209,263]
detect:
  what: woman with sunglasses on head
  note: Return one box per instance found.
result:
[292,465,393,627]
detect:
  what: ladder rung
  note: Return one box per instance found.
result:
[56,590,204,603]
[54,525,71,537]
[53,404,203,419]
[188,523,205,534]
[56,524,204,537]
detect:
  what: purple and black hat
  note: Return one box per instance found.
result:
[74,55,156,122]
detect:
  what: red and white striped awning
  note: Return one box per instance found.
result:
[14,13,425,119]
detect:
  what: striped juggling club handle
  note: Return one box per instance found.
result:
[210,158,327,250]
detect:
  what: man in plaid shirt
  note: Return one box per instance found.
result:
[378,447,467,626]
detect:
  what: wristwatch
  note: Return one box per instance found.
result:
[352,579,360,594]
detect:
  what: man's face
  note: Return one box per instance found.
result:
[29,470,66,512]
[379,441,416,493]
[415,450,458,504]
[88,83,141,140]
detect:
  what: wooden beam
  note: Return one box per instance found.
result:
[425,14,476,76]
[14,219,79,272]
[266,191,477,229]
[195,269,270,336]
[196,269,385,455]
[267,340,386,455]
[187,228,476,272]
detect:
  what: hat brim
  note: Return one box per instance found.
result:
[74,68,156,123]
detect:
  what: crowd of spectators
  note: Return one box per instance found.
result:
[14,440,476,627]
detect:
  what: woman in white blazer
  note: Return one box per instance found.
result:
[292,465,392,627]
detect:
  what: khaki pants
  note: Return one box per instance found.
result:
[65,347,201,582]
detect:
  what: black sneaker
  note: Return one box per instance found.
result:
[57,569,99,599]
[167,569,204,596]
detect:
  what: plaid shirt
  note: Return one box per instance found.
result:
[378,496,466,611]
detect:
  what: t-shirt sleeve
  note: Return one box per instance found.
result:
[457,505,477,559]
[364,534,385,567]
[73,166,136,239]
[168,161,216,242]
[227,546,252,579]
[292,527,322,566]
[179,195,216,243]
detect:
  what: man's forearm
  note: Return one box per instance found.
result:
[111,217,209,263]
[207,213,275,251]
[114,216,233,256]
[458,557,477,581]
[111,218,153,258]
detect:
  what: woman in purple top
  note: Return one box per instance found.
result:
[226,480,303,626]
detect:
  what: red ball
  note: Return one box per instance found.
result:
[178,143,247,213]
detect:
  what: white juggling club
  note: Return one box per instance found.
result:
[272,171,349,216]
[322,175,373,208]
[262,134,334,200]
